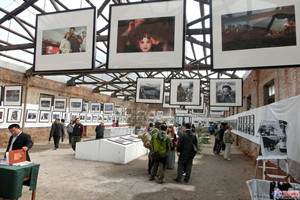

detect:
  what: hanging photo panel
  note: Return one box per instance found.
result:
[185,94,204,110]
[0,108,5,123]
[7,109,22,123]
[212,0,300,70]
[91,103,101,113]
[69,98,83,112]
[163,92,180,108]
[210,79,243,107]
[40,111,50,123]
[26,110,38,123]
[4,86,22,106]
[103,103,114,114]
[107,0,185,70]
[39,97,52,111]
[210,106,230,111]
[170,79,201,106]
[53,98,66,112]
[34,8,96,72]
[52,111,61,121]
[82,101,89,113]
[136,78,164,104]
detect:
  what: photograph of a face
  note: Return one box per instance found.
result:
[4,86,22,106]
[136,78,164,104]
[108,0,185,70]
[117,16,174,53]
[26,110,38,123]
[7,109,22,123]
[0,108,4,123]
[104,103,114,114]
[54,98,66,112]
[42,26,87,55]
[91,103,101,112]
[70,98,83,112]
[170,79,201,105]
[210,79,242,107]
[222,5,296,51]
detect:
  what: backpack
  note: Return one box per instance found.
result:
[139,132,152,149]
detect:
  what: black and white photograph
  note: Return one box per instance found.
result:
[108,0,185,70]
[82,102,89,113]
[86,114,92,123]
[107,115,113,123]
[71,113,79,121]
[170,79,201,105]
[26,110,38,123]
[52,112,61,121]
[115,107,122,115]
[4,86,22,106]
[258,120,288,158]
[103,103,114,114]
[210,106,229,111]
[40,111,50,123]
[54,98,67,112]
[103,115,108,122]
[79,113,86,122]
[212,0,300,70]
[91,103,101,112]
[175,106,189,114]
[92,115,98,123]
[39,97,52,111]
[62,112,70,123]
[136,78,164,104]
[69,98,83,112]
[0,108,5,123]
[186,94,205,110]
[34,8,96,72]
[98,114,103,122]
[210,79,242,107]
[7,109,22,123]
[163,92,180,108]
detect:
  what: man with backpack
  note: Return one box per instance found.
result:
[149,124,172,183]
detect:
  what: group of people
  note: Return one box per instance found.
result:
[59,27,86,54]
[145,122,198,184]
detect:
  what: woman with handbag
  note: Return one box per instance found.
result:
[166,126,177,169]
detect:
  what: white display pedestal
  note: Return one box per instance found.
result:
[75,136,147,164]
[104,127,136,138]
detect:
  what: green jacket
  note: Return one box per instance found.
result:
[223,129,234,144]
[150,131,172,157]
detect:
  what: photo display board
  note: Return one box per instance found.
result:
[212,0,300,70]
[34,8,96,72]
[108,0,185,70]
[136,78,164,104]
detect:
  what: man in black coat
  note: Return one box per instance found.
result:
[5,124,33,161]
[50,119,64,150]
[174,123,198,183]
[95,122,105,139]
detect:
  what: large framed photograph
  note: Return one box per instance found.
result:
[39,97,52,111]
[39,111,50,123]
[90,103,101,113]
[185,94,204,110]
[25,109,38,123]
[170,79,201,106]
[103,103,114,114]
[0,108,5,123]
[212,0,299,70]
[53,98,66,112]
[210,79,243,107]
[69,98,83,112]
[34,8,96,72]
[7,109,22,123]
[136,78,164,104]
[107,0,185,70]
[163,92,180,108]
[4,86,22,106]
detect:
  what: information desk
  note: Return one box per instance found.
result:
[0,163,40,200]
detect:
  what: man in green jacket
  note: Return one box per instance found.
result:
[149,124,172,183]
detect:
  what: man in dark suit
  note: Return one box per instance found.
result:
[50,119,64,150]
[5,124,34,161]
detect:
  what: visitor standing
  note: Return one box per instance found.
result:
[61,119,66,143]
[166,125,177,169]
[71,118,84,151]
[95,122,105,139]
[50,119,64,150]
[223,126,234,161]
[66,120,74,145]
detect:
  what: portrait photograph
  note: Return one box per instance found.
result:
[212,0,300,70]
[136,78,164,104]
[108,0,185,70]
[53,98,67,112]
[4,86,22,106]
[26,110,38,123]
[170,79,201,106]
[7,109,22,123]
[210,79,242,107]
[0,108,4,123]
[39,111,50,123]
[34,8,96,72]
[69,98,83,112]
[103,103,114,114]
[91,103,101,112]
[163,92,180,108]
[39,97,52,111]
[52,112,61,121]
[82,102,89,113]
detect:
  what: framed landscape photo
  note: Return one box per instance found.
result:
[69,98,83,112]
[103,103,114,114]
[163,92,180,108]
[26,109,38,123]
[107,0,185,71]
[91,103,101,112]
[7,109,22,123]
[212,0,300,70]
[39,97,52,111]
[53,98,66,112]
[39,111,50,123]
[136,78,164,104]
[34,7,96,72]
[82,101,89,113]
[170,79,201,106]
[4,86,22,106]
[0,108,4,123]
[210,79,243,107]
[52,111,61,121]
